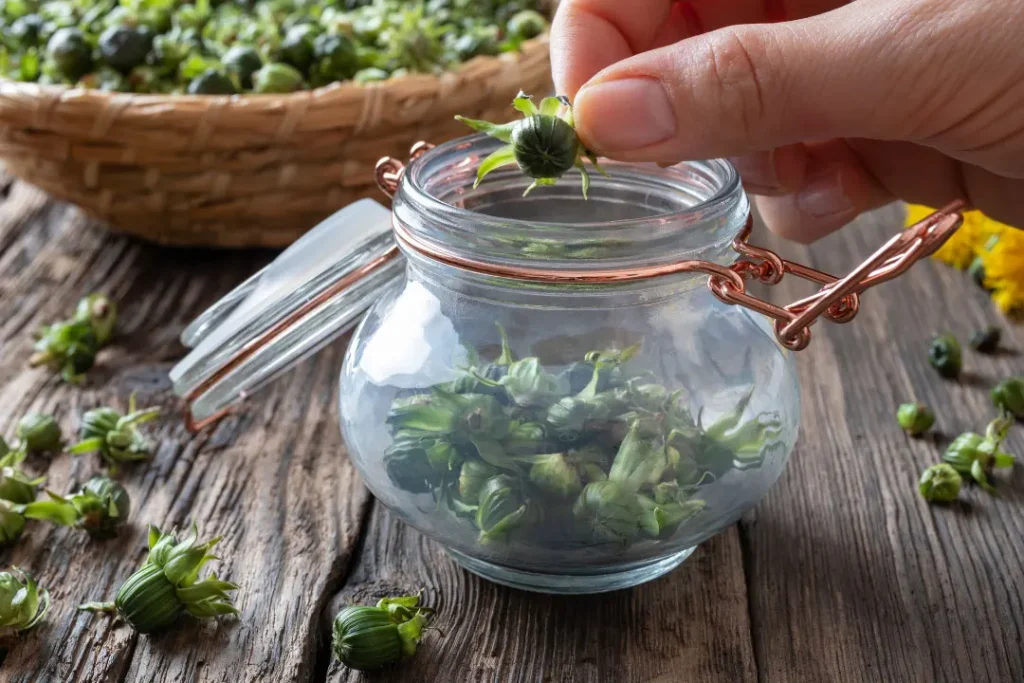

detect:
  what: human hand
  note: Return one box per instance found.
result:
[551,0,1024,241]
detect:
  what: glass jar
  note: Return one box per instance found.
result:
[171,136,964,595]
[339,136,798,594]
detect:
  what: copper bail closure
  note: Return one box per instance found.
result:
[182,141,965,433]
[377,143,965,352]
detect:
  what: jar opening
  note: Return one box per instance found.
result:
[393,135,749,271]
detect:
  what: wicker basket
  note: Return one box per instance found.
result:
[0,35,552,247]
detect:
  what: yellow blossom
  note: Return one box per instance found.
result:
[904,204,1024,315]
[982,224,1024,315]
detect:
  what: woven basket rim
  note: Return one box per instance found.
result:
[0,34,551,113]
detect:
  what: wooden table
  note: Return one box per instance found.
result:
[1,175,1021,683]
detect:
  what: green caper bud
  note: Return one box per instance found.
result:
[928,333,961,379]
[0,466,43,505]
[253,63,304,93]
[0,501,26,545]
[506,9,548,41]
[46,27,93,82]
[450,29,500,60]
[457,459,497,501]
[919,463,962,503]
[969,326,1001,354]
[475,474,537,543]
[353,67,389,84]
[99,26,152,74]
[896,402,935,437]
[313,32,358,82]
[79,406,120,440]
[223,45,263,90]
[0,568,49,632]
[280,24,319,74]
[510,115,579,179]
[187,69,237,95]
[572,480,645,545]
[332,595,431,671]
[16,413,62,453]
[79,524,238,633]
[968,256,988,290]
[78,476,131,539]
[529,453,583,499]
[10,14,45,48]
[74,293,117,345]
[991,377,1024,419]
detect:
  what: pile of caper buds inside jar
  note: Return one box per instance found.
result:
[384,325,784,549]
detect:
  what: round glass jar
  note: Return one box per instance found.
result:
[337,136,801,594]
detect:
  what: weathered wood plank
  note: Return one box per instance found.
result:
[0,184,372,682]
[326,506,757,683]
[742,205,1024,683]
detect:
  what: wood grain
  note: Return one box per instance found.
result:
[325,508,757,683]
[0,182,372,683]
[741,204,1024,683]
[1,181,1022,683]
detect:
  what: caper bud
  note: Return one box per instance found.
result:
[16,413,62,454]
[280,24,319,74]
[928,333,961,379]
[187,69,237,95]
[506,9,548,41]
[991,377,1024,419]
[10,14,45,48]
[312,32,359,83]
[969,326,1001,354]
[253,63,304,94]
[896,402,935,437]
[919,463,962,503]
[99,25,153,74]
[510,115,579,179]
[223,45,262,90]
[46,27,93,82]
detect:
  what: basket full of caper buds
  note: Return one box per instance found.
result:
[0,0,554,247]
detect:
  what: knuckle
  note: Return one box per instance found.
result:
[700,28,777,144]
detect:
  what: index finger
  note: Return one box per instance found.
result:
[551,0,677,98]
[551,0,849,97]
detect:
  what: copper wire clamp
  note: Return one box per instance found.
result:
[182,141,964,432]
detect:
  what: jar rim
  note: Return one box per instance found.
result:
[392,135,750,272]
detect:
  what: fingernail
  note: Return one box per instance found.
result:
[575,78,676,152]
[796,170,852,218]
[730,151,780,191]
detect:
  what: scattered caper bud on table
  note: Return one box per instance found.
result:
[79,523,238,633]
[991,377,1024,419]
[942,414,1015,493]
[0,568,50,635]
[15,413,62,454]
[29,293,117,384]
[919,463,963,503]
[897,402,935,437]
[69,394,161,475]
[928,333,962,379]
[969,326,1001,354]
[332,594,433,671]
[22,475,131,540]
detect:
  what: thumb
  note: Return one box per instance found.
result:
[573,1,947,161]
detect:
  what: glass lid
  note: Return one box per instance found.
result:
[170,199,403,423]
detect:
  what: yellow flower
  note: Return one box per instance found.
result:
[982,224,1024,315]
[904,203,1024,315]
